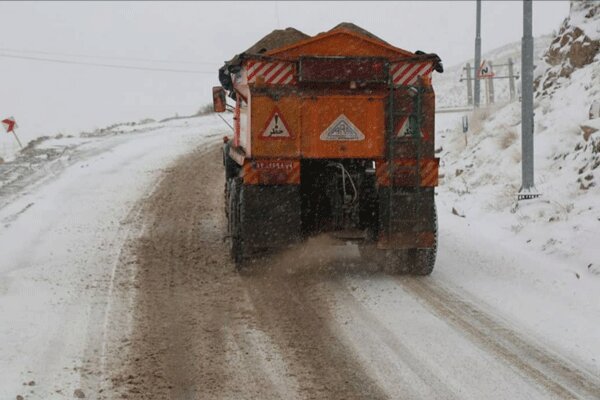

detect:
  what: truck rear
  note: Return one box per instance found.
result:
[214,23,443,274]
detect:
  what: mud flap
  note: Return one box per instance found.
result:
[240,185,302,253]
[377,187,436,249]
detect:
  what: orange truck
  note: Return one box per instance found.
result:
[214,23,443,274]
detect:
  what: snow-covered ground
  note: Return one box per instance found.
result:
[0,114,226,399]
[1,2,598,398]
[437,0,599,275]
[432,0,600,374]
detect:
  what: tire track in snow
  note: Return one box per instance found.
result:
[329,279,462,400]
[396,277,600,400]
[83,144,209,396]
[112,143,302,399]
[242,266,390,400]
[91,142,218,398]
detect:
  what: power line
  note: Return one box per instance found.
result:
[0,46,220,66]
[0,53,215,74]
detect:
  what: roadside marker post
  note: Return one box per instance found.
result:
[2,117,23,149]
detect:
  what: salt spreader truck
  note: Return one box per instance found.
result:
[213,23,443,274]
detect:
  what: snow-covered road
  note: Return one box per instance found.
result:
[0,116,225,399]
[1,114,599,399]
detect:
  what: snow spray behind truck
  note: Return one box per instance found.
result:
[214,23,443,274]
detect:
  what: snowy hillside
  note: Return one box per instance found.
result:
[0,111,217,188]
[436,0,600,277]
[434,35,553,108]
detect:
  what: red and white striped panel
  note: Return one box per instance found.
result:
[246,60,295,85]
[390,62,434,86]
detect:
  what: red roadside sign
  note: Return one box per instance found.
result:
[2,116,23,148]
[2,116,17,133]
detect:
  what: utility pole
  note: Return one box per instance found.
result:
[519,0,538,200]
[474,0,482,108]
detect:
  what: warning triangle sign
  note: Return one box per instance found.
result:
[395,116,425,138]
[478,59,494,78]
[395,116,411,137]
[320,114,365,141]
[262,109,292,138]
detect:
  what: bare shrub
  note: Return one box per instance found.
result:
[511,149,522,163]
[499,129,518,150]
[196,103,214,116]
[469,105,499,136]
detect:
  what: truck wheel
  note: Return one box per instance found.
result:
[225,178,232,222]
[229,178,244,270]
[409,202,438,276]
[358,173,379,239]
[383,250,411,274]
[410,247,436,276]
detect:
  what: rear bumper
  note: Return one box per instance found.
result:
[376,158,439,187]
[377,231,436,249]
[242,159,301,185]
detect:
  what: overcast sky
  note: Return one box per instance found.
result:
[0,1,569,147]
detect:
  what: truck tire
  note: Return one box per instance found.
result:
[409,202,437,275]
[223,146,239,181]
[229,178,245,270]
[358,172,379,240]
[224,178,232,221]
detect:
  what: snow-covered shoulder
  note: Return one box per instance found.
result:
[433,0,600,373]
[0,114,227,399]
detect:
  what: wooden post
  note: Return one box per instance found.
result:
[484,75,489,105]
[488,60,495,104]
[465,63,473,105]
[508,57,516,101]
[12,128,23,149]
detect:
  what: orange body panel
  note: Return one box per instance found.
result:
[250,95,302,158]
[251,94,386,159]
[267,29,413,60]
[228,26,441,188]
[301,95,385,159]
